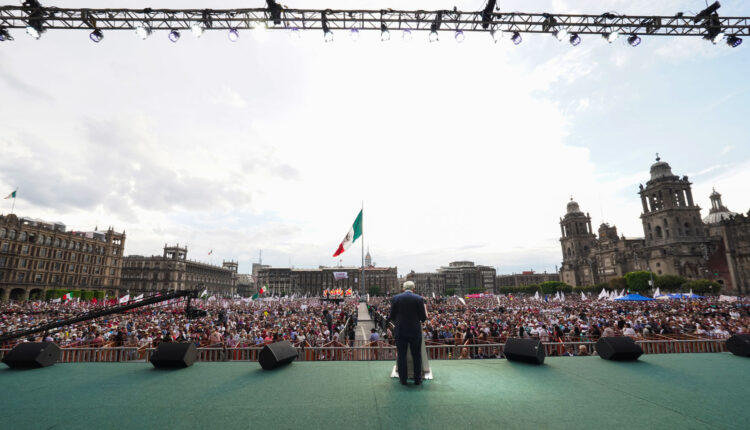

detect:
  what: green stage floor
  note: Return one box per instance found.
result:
[1,353,748,429]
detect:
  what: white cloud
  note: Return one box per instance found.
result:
[213,86,247,108]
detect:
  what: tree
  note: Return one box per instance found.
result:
[655,275,686,292]
[539,281,572,294]
[467,287,484,294]
[683,279,722,295]
[608,277,626,291]
[623,271,651,292]
[368,286,381,296]
[445,288,456,297]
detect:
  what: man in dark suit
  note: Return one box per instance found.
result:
[389,281,427,385]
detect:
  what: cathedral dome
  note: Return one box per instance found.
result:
[703,188,738,224]
[566,198,582,214]
[650,155,675,180]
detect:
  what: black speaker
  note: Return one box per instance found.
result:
[503,338,545,365]
[726,334,750,357]
[596,336,643,361]
[149,342,198,368]
[2,342,61,369]
[259,341,298,370]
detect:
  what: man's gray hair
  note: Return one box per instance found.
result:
[402,280,415,291]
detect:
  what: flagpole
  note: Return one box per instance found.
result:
[361,200,365,296]
[10,187,17,215]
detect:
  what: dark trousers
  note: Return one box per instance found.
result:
[396,336,422,382]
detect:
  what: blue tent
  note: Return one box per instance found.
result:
[614,293,655,301]
[667,293,705,299]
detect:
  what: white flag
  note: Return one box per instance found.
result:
[119,294,130,304]
[457,297,466,306]
[432,292,436,298]
[561,291,565,302]
[653,287,661,297]
[134,294,144,301]
[581,291,587,301]
[598,288,607,300]
[200,289,208,298]
[534,291,540,301]
[51,298,61,303]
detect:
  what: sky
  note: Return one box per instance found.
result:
[1,0,749,276]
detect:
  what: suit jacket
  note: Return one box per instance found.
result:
[389,291,427,339]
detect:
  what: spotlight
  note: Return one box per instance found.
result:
[191,22,205,37]
[454,30,465,43]
[135,22,152,40]
[491,29,503,43]
[0,28,12,42]
[228,28,240,42]
[402,29,413,41]
[627,34,641,47]
[603,31,619,43]
[380,24,390,42]
[322,11,333,42]
[727,35,742,48]
[569,33,581,46]
[350,28,360,41]
[481,0,497,29]
[553,28,568,42]
[704,13,724,44]
[25,26,41,39]
[267,0,284,25]
[169,29,181,43]
[89,29,104,43]
[511,32,522,45]
[694,1,721,23]
[429,11,442,43]
[711,31,725,44]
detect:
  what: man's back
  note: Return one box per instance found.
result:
[390,291,427,339]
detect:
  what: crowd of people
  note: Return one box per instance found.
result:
[368,295,750,346]
[1,294,748,354]
[0,297,359,350]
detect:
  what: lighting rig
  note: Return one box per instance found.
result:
[0,1,746,47]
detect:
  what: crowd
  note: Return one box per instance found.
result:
[0,298,359,349]
[367,295,750,346]
[2,294,748,354]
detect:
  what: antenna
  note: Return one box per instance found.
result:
[259,249,262,265]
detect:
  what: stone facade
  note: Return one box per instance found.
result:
[0,214,125,300]
[407,261,497,296]
[560,156,750,294]
[121,244,236,295]
[256,265,398,297]
[496,271,560,288]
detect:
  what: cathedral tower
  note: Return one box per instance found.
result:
[559,198,599,286]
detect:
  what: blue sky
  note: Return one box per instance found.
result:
[0,0,748,276]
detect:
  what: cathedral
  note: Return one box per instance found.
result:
[560,156,750,294]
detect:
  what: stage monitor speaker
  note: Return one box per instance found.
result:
[2,342,61,369]
[149,342,198,368]
[259,340,298,370]
[596,336,643,361]
[726,334,750,357]
[503,338,545,365]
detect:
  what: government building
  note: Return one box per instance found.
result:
[560,156,750,294]
[0,214,125,300]
[120,244,237,295]
[407,261,497,296]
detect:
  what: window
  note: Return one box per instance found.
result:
[54,262,61,271]
[18,258,27,268]
[16,273,25,282]
[21,245,29,254]
[0,228,5,238]
[40,248,47,257]
[61,240,66,248]
[8,230,16,240]
[45,236,51,246]
[70,252,76,261]
[110,268,116,275]
[69,264,75,272]
[51,275,58,283]
[54,238,60,247]
[19,231,27,241]
[37,261,45,269]
[1,242,8,252]
[655,226,663,239]
[56,250,62,258]
[34,274,43,283]
[0,256,5,267]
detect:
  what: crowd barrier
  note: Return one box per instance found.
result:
[0,338,730,363]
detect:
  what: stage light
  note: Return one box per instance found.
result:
[89,29,103,43]
[481,0,497,29]
[349,28,360,41]
[429,12,442,43]
[694,1,721,23]
[553,28,568,42]
[322,11,333,42]
[705,13,724,44]
[727,35,742,48]
[26,25,41,39]
[267,0,284,25]
[569,33,581,46]
[511,32,522,45]
[135,22,152,40]
[380,23,390,42]
[0,28,12,42]
[627,34,641,47]
[402,29,413,41]
[429,30,439,42]
[491,29,503,43]
[191,22,205,37]
[228,28,240,42]
[711,31,725,44]
[454,30,465,43]
[169,29,181,43]
[603,31,619,43]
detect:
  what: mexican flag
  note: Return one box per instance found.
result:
[260,285,267,294]
[332,209,363,257]
[62,292,73,301]
[4,190,16,199]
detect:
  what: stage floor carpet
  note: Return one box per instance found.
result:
[1,353,747,429]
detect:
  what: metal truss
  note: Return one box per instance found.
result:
[0,5,748,37]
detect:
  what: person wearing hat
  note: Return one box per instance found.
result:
[389,281,427,386]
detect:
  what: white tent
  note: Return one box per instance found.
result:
[581,291,587,301]
[534,291,540,301]
[598,288,608,300]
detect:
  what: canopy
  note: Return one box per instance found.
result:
[614,293,655,301]
[667,293,705,299]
